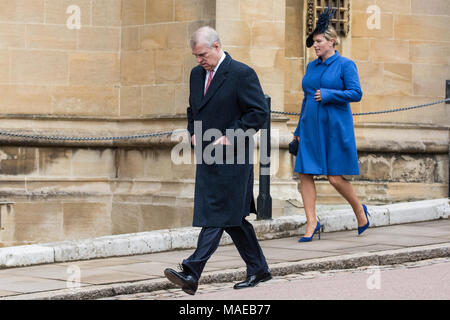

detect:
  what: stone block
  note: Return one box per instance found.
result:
[0,147,38,176]
[11,50,68,85]
[386,183,448,203]
[120,86,142,116]
[140,23,188,50]
[251,21,284,48]
[26,24,77,50]
[50,85,119,116]
[174,84,190,115]
[154,48,185,84]
[434,154,448,183]
[44,0,91,25]
[387,200,445,224]
[140,204,193,230]
[116,149,146,178]
[410,41,450,65]
[142,85,175,115]
[145,0,174,23]
[13,202,64,243]
[377,0,411,14]
[175,0,209,22]
[351,38,370,61]
[411,0,450,16]
[0,181,26,195]
[120,51,155,85]
[383,63,412,96]
[357,95,444,124]
[216,20,251,47]
[285,5,302,58]
[121,26,140,51]
[92,0,121,26]
[69,52,120,86]
[169,227,201,249]
[216,0,240,20]
[0,84,53,114]
[0,50,9,83]
[351,0,378,12]
[122,0,145,26]
[413,63,450,97]
[392,155,436,183]
[38,148,72,177]
[351,12,393,38]
[249,48,285,85]
[71,149,115,178]
[394,14,450,42]
[0,244,54,268]
[62,202,111,239]
[0,23,26,48]
[78,27,120,51]
[111,203,142,234]
[354,61,384,95]
[369,39,410,63]
[358,154,391,181]
[273,0,285,21]
[240,0,275,21]
[0,0,45,23]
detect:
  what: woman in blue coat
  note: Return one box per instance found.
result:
[294,11,370,242]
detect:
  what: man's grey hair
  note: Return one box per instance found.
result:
[190,26,222,49]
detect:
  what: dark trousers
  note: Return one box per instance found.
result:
[182,218,269,281]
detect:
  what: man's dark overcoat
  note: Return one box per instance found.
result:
[187,52,269,227]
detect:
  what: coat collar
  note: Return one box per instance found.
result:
[314,50,340,66]
[197,52,232,111]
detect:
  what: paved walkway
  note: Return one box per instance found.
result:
[0,219,449,300]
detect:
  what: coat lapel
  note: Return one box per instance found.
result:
[198,53,231,111]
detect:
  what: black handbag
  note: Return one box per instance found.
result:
[288,139,299,156]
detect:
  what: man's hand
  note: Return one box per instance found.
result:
[213,136,232,145]
[191,134,196,146]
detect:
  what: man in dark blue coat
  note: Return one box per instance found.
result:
[164,26,272,295]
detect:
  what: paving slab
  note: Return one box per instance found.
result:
[0,218,448,300]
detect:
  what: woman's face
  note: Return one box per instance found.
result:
[312,34,334,59]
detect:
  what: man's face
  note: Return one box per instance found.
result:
[192,42,222,71]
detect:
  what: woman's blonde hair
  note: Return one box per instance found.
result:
[322,26,339,47]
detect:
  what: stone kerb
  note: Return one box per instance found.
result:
[0,198,448,269]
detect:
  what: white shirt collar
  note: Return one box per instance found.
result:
[211,50,225,74]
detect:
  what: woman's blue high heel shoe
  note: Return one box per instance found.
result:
[358,204,370,235]
[298,221,321,242]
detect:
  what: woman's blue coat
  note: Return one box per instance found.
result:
[294,51,362,175]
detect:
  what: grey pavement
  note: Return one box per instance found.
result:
[0,207,449,300]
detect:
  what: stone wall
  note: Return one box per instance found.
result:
[0,0,448,246]
[350,0,450,125]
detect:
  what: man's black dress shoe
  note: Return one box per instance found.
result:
[164,267,198,295]
[233,271,272,289]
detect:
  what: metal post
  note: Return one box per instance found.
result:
[257,95,272,220]
[447,81,450,198]
[446,80,450,104]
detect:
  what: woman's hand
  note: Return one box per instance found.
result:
[314,89,322,102]
[294,135,300,142]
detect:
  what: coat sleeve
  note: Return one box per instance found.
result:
[187,69,195,137]
[187,105,194,137]
[228,67,269,133]
[320,60,362,105]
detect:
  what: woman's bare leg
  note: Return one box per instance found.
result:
[299,174,318,237]
[327,175,367,226]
